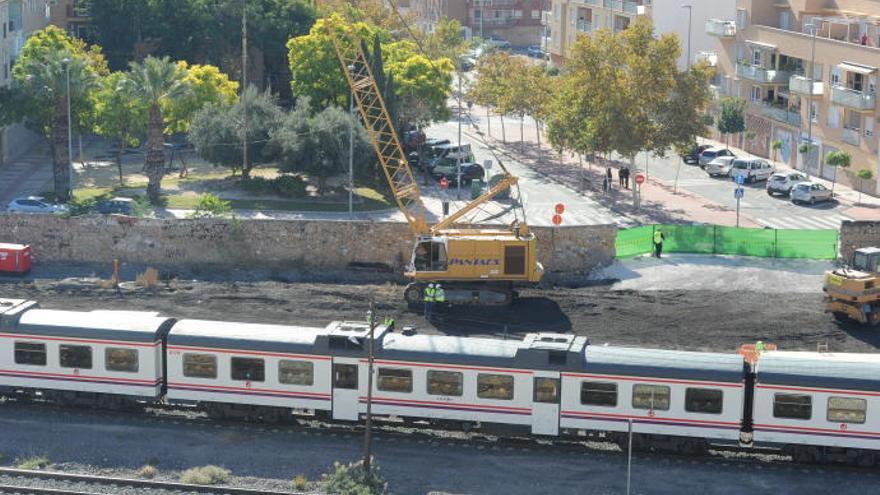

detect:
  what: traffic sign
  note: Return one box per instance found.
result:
[555,203,565,215]
[635,174,646,185]
[735,174,745,185]
[734,187,744,199]
[552,214,563,226]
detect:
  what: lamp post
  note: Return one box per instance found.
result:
[457,71,463,200]
[63,58,73,197]
[241,0,248,178]
[804,22,819,178]
[362,302,376,478]
[681,5,692,70]
[347,64,356,216]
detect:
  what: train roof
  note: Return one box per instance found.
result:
[583,346,746,382]
[756,351,880,392]
[168,319,327,353]
[13,309,174,343]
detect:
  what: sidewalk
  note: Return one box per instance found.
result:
[461,106,761,228]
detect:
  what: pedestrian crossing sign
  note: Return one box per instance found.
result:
[734,187,744,199]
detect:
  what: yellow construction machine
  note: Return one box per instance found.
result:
[325,22,543,305]
[823,247,880,326]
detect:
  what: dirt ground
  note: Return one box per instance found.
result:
[0,278,876,354]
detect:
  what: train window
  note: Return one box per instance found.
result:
[580,381,617,407]
[279,360,314,386]
[773,393,812,420]
[231,357,265,382]
[427,370,463,396]
[14,342,46,366]
[183,353,217,379]
[105,348,139,373]
[827,397,867,424]
[477,374,514,400]
[685,388,723,414]
[534,377,560,403]
[377,368,413,393]
[334,364,358,389]
[59,345,92,369]
[632,384,670,411]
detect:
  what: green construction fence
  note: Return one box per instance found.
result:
[615,224,839,260]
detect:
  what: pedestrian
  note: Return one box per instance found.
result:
[383,316,396,331]
[861,32,868,45]
[423,283,435,319]
[434,283,447,313]
[602,175,609,194]
[653,228,666,258]
[617,168,624,188]
[622,166,631,189]
[606,166,613,187]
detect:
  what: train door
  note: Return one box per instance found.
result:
[532,372,560,435]
[332,357,360,421]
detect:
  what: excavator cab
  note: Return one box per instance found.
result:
[824,246,880,326]
[852,247,880,273]
[412,238,448,273]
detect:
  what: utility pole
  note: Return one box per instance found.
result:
[63,58,73,198]
[456,71,463,200]
[682,5,692,70]
[363,302,376,478]
[349,89,354,216]
[241,0,248,177]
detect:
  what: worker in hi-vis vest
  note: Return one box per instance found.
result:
[434,283,447,312]
[423,283,436,319]
[653,229,666,258]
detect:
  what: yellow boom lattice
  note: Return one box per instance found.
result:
[326,24,429,234]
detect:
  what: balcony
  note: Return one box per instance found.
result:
[576,20,593,33]
[737,62,791,84]
[842,127,861,146]
[695,51,718,67]
[830,85,876,111]
[757,102,801,126]
[788,75,824,96]
[706,19,736,38]
[581,0,601,5]
[603,0,641,14]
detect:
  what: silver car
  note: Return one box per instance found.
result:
[698,147,735,168]
[790,182,833,205]
[6,197,68,214]
[767,171,807,196]
[705,156,736,177]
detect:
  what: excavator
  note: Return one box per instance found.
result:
[325,19,543,306]
[823,246,880,326]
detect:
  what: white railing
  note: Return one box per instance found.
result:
[842,127,861,146]
[737,62,791,84]
[789,75,824,95]
[577,20,592,33]
[831,85,876,111]
[706,19,736,37]
[695,51,718,66]
[757,102,801,126]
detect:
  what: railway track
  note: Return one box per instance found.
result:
[0,468,301,495]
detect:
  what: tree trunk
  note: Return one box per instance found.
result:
[116,142,125,186]
[520,115,524,153]
[486,107,491,138]
[500,114,506,143]
[145,103,166,204]
[535,118,542,161]
[52,96,71,202]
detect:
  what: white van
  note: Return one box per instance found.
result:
[730,159,774,183]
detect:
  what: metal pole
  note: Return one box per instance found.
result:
[65,60,72,196]
[457,72,463,200]
[241,0,248,177]
[736,195,741,228]
[805,22,817,179]
[682,5,692,70]
[349,89,354,216]
[626,418,633,495]
[480,1,484,40]
[363,302,376,477]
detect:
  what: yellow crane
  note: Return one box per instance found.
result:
[326,21,543,305]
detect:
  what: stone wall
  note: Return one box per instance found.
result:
[840,220,880,262]
[0,215,616,276]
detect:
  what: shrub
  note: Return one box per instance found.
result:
[187,193,233,219]
[16,455,50,470]
[321,461,388,495]
[67,195,104,216]
[292,474,309,491]
[180,465,231,485]
[239,176,276,194]
[274,175,307,198]
[138,464,158,479]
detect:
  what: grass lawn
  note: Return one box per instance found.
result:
[163,191,392,212]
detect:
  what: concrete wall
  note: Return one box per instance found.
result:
[0,215,617,276]
[840,220,880,262]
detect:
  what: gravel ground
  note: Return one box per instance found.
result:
[0,472,305,495]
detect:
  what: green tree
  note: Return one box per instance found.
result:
[771,139,783,162]
[469,52,511,142]
[717,96,746,149]
[189,86,284,176]
[824,150,851,194]
[124,56,191,203]
[94,71,148,185]
[165,61,239,134]
[80,0,152,69]
[4,26,107,201]
[855,169,874,205]
[422,17,468,63]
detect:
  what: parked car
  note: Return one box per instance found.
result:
[791,182,833,205]
[485,35,511,49]
[683,144,713,165]
[96,197,134,215]
[705,156,737,177]
[427,143,474,169]
[698,147,735,168]
[433,162,485,186]
[730,158,774,183]
[526,45,545,58]
[6,197,68,214]
[766,171,808,196]
[408,138,452,169]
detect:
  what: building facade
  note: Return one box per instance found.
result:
[546,0,736,70]
[711,0,880,195]
[410,0,548,46]
[48,0,89,39]
[0,0,50,166]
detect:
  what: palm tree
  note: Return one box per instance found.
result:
[770,139,783,163]
[855,169,873,205]
[124,56,189,203]
[824,150,851,195]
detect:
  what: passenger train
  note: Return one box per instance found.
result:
[1,298,878,466]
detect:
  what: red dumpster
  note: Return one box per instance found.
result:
[0,243,32,274]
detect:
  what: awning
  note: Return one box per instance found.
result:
[838,61,877,74]
[745,40,777,51]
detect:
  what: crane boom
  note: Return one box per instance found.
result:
[326,24,429,235]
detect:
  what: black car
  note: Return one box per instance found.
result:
[682,144,713,165]
[434,162,485,186]
[96,197,134,215]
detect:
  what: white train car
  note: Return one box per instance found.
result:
[752,351,880,464]
[560,346,747,451]
[0,298,172,404]
[165,319,341,421]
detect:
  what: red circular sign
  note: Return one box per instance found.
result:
[552,214,563,226]
[554,203,565,215]
[635,174,646,185]
[439,177,449,190]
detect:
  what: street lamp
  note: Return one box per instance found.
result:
[361,302,377,478]
[347,64,356,216]
[804,22,820,179]
[681,5,692,70]
[62,57,73,197]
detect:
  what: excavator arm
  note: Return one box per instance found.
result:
[431,174,521,233]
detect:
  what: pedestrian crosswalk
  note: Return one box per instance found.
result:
[755,213,851,230]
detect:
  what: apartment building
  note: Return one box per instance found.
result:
[0,0,50,166]
[48,0,89,39]
[410,0,548,46]
[546,0,736,69]
[711,0,880,195]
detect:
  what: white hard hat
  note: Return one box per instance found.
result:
[428,283,435,288]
